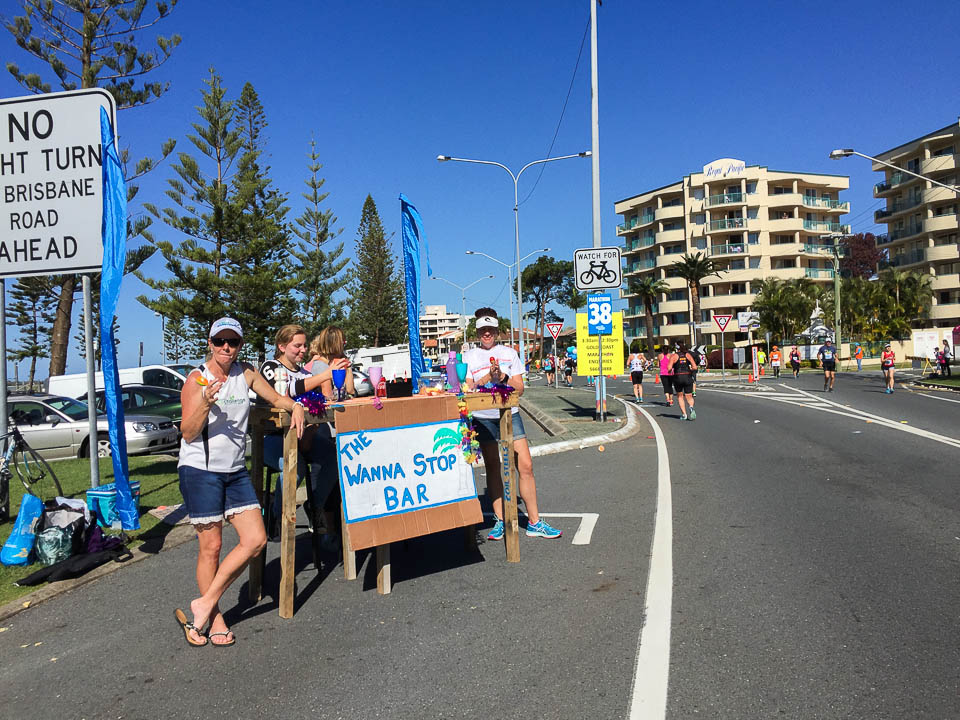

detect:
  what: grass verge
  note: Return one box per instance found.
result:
[0,455,182,605]
[916,375,960,388]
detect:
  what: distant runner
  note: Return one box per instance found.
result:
[668,342,698,420]
[789,346,801,378]
[881,342,896,394]
[769,346,782,379]
[563,355,575,387]
[628,350,645,403]
[543,354,555,387]
[817,338,837,392]
[658,349,674,407]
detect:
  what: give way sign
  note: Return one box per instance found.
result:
[713,314,732,332]
[545,322,563,340]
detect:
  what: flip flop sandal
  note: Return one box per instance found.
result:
[208,631,236,647]
[174,608,207,647]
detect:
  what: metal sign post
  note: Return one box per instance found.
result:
[587,294,613,422]
[0,279,6,519]
[83,275,100,487]
[713,315,732,381]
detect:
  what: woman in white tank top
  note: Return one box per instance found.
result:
[174,317,305,648]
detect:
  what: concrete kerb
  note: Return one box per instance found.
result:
[519,399,565,436]
[529,392,641,457]
[0,522,198,622]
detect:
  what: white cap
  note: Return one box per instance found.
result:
[476,315,498,330]
[209,317,243,338]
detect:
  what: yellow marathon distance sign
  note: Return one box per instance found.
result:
[575,311,624,376]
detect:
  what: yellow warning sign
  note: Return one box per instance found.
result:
[575,311,624,376]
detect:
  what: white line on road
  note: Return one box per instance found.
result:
[906,387,960,404]
[628,405,672,720]
[480,511,599,544]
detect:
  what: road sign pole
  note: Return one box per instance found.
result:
[83,274,100,488]
[721,327,725,380]
[554,337,559,389]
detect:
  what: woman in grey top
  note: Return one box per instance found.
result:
[175,317,305,647]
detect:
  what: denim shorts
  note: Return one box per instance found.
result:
[473,412,526,444]
[178,465,261,525]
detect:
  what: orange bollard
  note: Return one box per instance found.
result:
[760,366,765,376]
[748,372,754,382]
[655,373,660,384]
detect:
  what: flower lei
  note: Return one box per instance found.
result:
[457,392,480,465]
[293,390,327,416]
[476,382,514,403]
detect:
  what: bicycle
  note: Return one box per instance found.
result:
[579,260,617,285]
[0,415,63,518]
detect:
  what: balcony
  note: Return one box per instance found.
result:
[803,243,846,258]
[874,171,917,195]
[656,227,685,243]
[633,325,660,338]
[657,299,688,314]
[705,191,743,208]
[802,196,850,212]
[626,259,656,274]
[701,293,755,310]
[888,248,926,267]
[875,233,892,245]
[922,153,958,176]
[890,222,924,242]
[768,242,800,257]
[768,216,803,233]
[708,243,747,257]
[926,213,959,234]
[927,244,960,262]
[931,303,960,320]
[874,196,923,223]
[767,191,803,208]
[932,273,960,291]
[625,235,656,252]
[708,217,746,232]
[624,304,655,318]
[657,252,685,268]
[655,204,684,221]
[803,220,850,233]
[804,267,835,279]
[925,186,958,204]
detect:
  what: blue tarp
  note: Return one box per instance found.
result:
[99,107,138,530]
[400,195,432,390]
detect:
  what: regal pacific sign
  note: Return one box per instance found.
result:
[702,157,746,180]
[337,419,477,523]
[0,88,117,279]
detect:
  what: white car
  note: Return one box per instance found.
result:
[8,394,179,460]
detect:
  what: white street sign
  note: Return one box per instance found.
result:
[0,89,117,279]
[574,246,622,291]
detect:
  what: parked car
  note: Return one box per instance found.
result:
[7,394,178,460]
[76,384,182,427]
[352,369,373,397]
[46,364,187,398]
[165,362,196,377]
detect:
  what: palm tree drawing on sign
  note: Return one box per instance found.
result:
[433,427,461,454]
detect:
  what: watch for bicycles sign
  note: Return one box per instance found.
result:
[574,246,622,291]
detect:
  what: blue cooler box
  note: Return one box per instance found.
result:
[86,481,141,527]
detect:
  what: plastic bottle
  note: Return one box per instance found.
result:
[446,351,460,393]
[376,376,387,398]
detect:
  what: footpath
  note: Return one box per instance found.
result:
[0,386,640,620]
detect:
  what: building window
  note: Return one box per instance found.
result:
[748,232,759,244]
[730,282,747,294]
[749,257,761,269]
[746,182,757,194]
[730,259,745,270]
[667,289,686,301]
[693,213,705,225]
[933,145,955,157]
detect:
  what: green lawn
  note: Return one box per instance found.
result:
[917,375,960,388]
[0,454,183,606]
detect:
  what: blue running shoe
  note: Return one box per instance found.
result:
[487,518,504,541]
[526,519,562,538]
[688,408,696,420]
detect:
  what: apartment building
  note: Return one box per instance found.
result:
[419,305,464,360]
[871,120,960,329]
[615,159,850,347]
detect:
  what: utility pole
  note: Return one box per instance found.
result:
[590,0,605,421]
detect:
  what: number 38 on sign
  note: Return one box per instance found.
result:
[587,293,613,335]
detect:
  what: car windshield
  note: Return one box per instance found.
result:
[45,396,91,420]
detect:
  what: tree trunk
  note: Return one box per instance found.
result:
[644,301,656,356]
[690,283,702,346]
[48,275,77,377]
[28,356,36,393]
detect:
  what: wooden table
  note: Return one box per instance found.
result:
[248,392,520,617]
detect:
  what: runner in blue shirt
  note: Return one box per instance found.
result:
[817,338,837,392]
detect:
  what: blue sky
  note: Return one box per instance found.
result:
[3,0,960,375]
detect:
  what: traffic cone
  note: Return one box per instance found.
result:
[760,366,765,376]
[655,373,660,384]
[748,372,754,382]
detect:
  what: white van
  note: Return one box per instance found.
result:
[347,344,411,381]
[46,364,187,399]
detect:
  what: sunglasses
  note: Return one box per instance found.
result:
[211,337,242,348]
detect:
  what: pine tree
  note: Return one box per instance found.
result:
[5,0,180,377]
[137,69,242,348]
[346,196,407,347]
[291,139,350,340]
[163,317,190,363]
[5,277,55,392]
[219,82,297,361]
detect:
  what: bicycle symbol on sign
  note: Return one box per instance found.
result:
[579,260,617,285]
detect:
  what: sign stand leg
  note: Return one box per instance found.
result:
[82,275,100,488]
[720,328,725,381]
[376,544,391,594]
[0,280,7,520]
[499,407,520,562]
[279,422,297,618]
[341,503,357,580]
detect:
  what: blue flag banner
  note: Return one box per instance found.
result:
[99,107,138,530]
[399,195,431,390]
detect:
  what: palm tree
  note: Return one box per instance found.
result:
[627,275,670,354]
[671,252,722,344]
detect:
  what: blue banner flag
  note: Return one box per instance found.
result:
[99,107,138,530]
[399,195,432,390]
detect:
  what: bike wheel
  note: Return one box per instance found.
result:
[15,445,63,501]
[579,270,594,285]
[602,268,617,282]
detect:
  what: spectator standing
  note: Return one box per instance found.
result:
[941,340,952,377]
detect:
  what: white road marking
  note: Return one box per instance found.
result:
[907,388,960,404]
[480,511,598,544]
[628,404,672,720]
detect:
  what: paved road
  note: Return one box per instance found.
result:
[1,371,957,719]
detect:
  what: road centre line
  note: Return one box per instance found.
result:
[627,404,672,720]
[906,387,960,405]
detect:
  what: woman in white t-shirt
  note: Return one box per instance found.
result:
[463,308,561,540]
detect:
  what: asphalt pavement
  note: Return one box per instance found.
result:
[1,371,957,719]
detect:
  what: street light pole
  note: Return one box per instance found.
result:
[465,248,550,353]
[438,151,590,370]
[829,149,960,196]
[432,274,495,347]
[155,312,165,365]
